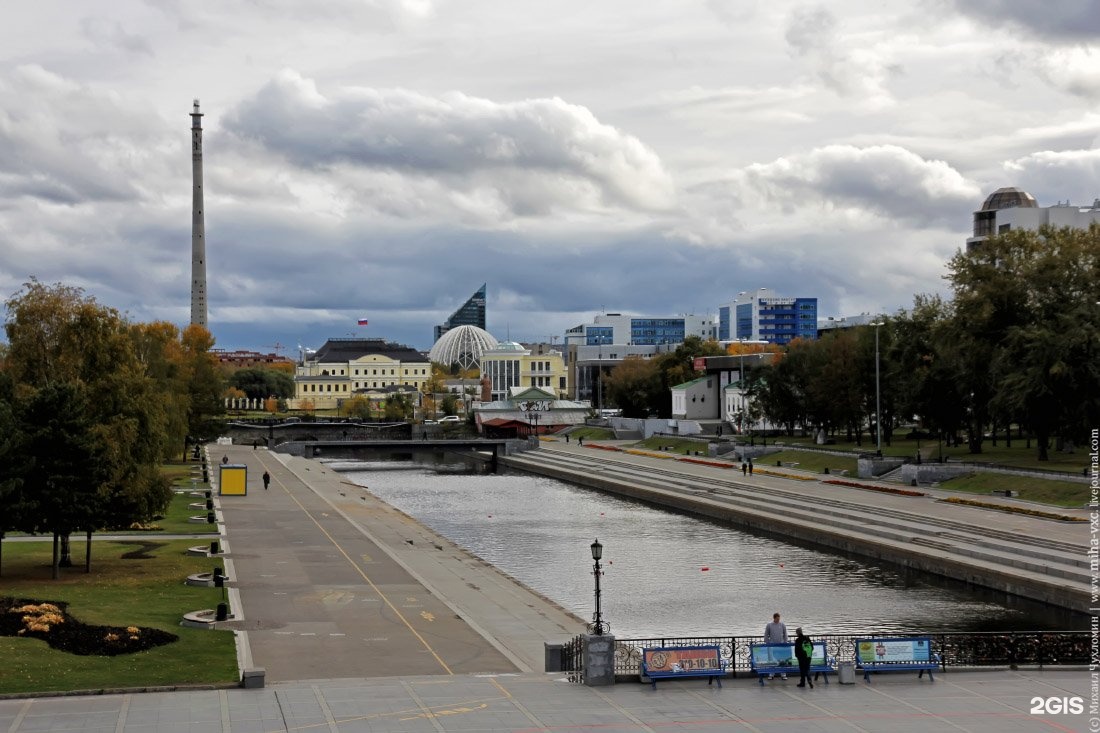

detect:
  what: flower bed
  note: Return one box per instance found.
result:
[584,443,623,452]
[678,457,734,469]
[1,597,178,656]
[941,497,1087,522]
[756,468,816,481]
[823,479,924,497]
[627,449,676,460]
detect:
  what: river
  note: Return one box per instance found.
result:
[334,456,1087,639]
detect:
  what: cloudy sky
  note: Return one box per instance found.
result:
[2,1,1099,353]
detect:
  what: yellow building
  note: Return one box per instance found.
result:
[290,338,431,410]
[479,342,568,401]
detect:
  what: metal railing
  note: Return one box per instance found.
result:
[560,631,1090,676]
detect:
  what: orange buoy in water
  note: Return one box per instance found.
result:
[701,567,710,571]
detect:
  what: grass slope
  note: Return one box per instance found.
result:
[0,539,237,694]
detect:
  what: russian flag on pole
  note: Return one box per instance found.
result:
[357,319,369,326]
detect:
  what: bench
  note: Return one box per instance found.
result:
[854,637,940,682]
[640,646,727,690]
[749,642,836,685]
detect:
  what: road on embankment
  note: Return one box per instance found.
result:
[502,440,1090,612]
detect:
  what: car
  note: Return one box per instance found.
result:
[438,415,462,423]
[423,419,439,425]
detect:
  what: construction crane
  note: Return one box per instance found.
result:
[263,342,286,355]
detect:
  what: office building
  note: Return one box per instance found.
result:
[966,187,1100,251]
[434,284,487,342]
[719,289,817,345]
[563,313,716,347]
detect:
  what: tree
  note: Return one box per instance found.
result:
[441,393,458,416]
[344,395,372,420]
[18,382,105,578]
[180,324,226,444]
[384,393,413,421]
[604,356,663,418]
[0,372,28,577]
[947,224,1100,459]
[227,368,295,401]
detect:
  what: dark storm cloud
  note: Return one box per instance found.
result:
[951,0,1100,41]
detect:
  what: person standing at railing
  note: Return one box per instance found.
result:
[764,612,788,680]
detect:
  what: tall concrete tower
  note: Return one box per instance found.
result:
[190,99,208,327]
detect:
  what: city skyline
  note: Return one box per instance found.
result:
[1,2,1098,351]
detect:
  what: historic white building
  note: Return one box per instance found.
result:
[291,338,430,410]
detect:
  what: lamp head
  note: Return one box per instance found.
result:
[590,538,603,560]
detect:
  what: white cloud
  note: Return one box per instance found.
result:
[739,144,980,226]
[221,71,676,219]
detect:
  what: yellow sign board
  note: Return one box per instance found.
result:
[219,464,247,496]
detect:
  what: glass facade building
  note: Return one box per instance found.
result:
[725,290,818,345]
[434,283,487,342]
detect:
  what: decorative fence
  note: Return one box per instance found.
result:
[561,631,1090,677]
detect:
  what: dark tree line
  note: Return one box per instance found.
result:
[750,225,1099,461]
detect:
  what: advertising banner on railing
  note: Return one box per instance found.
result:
[643,647,721,673]
[856,638,931,663]
[751,643,827,667]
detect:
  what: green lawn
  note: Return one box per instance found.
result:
[761,450,858,475]
[636,437,711,455]
[0,539,238,694]
[154,492,220,535]
[775,435,1086,475]
[938,472,1089,508]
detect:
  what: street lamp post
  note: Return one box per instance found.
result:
[590,539,606,635]
[871,321,885,455]
[738,338,745,436]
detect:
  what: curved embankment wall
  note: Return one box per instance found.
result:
[501,455,1088,613]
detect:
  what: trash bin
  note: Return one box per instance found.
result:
[838,661,856,684]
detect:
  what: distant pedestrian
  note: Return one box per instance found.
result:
[262,471,271,490]
[748,458,754,476]
[794,627,814,688]
[764,612,788,680]
[253,440,258,450]
[565,434,570,443]
[741,462,747,476]
[578,436,584,446]
[716,425,723,438]
[221,454,229,465]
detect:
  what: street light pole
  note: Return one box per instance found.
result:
[590,539,606,635]
[871,321,884,455]
[738,338,745,436]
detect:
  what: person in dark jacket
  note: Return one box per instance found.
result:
[794,627,814,688]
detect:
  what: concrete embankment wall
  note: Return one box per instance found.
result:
[501,455,1088,613]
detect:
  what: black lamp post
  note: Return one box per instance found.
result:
[590,538,606,635]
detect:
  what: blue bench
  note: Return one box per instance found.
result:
[854,637,940,682]
[640,645,727,690]
[749,642,836,685]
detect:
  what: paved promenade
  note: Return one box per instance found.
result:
[0,442,1094,731]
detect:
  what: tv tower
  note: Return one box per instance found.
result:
[190,99,207,327]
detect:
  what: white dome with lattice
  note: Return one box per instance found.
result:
[428,325,498,370]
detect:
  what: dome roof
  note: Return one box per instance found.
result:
[428,325,498,370]
[489,341,526,352]
[980,187,1037,211]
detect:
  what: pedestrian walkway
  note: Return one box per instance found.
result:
[0,668,1090,732]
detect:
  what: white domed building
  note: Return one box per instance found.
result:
[428,325,498,371]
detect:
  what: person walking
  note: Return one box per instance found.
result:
[262,470,271,490]
[741,461,747,476]
[221,454,229,465]
[794,627,814,688]
[748,458,754,475]
[764,612,788,680]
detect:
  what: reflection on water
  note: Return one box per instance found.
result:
[340,458,1087,638]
